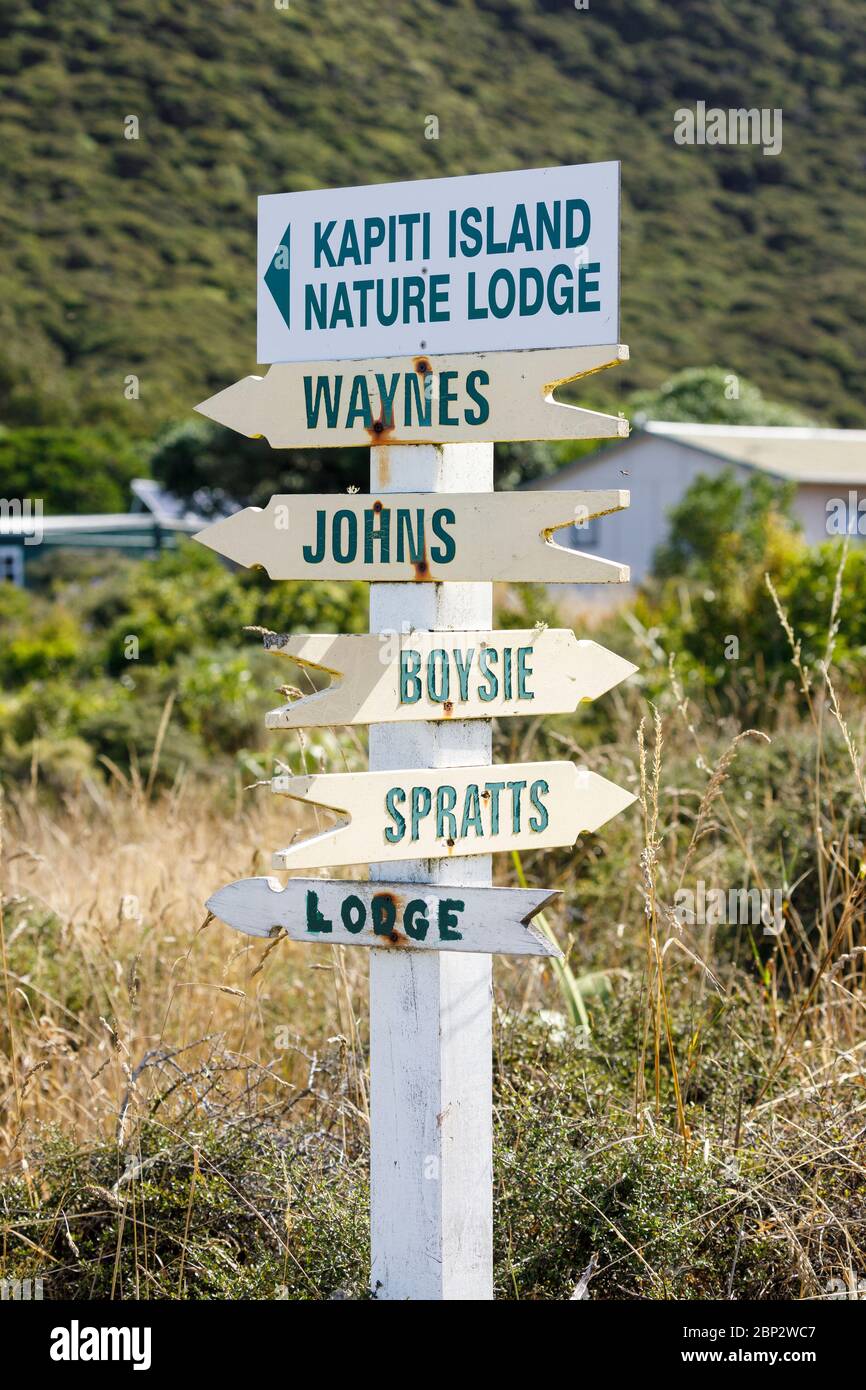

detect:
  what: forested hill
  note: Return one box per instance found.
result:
[1,0,863,435]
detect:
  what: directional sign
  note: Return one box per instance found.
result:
[263,629,637,728]
[194,491,629,584]
[207,877,561,957]
[270,761,636,870]
[258,161,619,363]
[195,345,629,449]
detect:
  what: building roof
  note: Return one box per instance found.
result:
[642,422,866,485]
[1,480,208,547]
[130,478,209,525]
[0,512,201,537]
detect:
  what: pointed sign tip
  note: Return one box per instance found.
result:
[194,379,264,439]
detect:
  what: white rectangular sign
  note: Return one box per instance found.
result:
[257,162,620,364]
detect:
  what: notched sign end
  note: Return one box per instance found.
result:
[521,888,564,958]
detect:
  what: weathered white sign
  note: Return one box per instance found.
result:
[195,490,629,584]
[195,344,629,448]
[207,877,561,957]
[258,162,619,363]
[263,629,637,728]
[270,761,636,870]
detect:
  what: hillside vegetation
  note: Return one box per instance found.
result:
[0,0,863,436]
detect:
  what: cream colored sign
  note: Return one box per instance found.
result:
[195,345,630,448]
[263,629,637,728]
[195,490,629,584]
[270,761,636,870]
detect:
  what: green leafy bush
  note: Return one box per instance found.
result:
[633,469,866,692]
[0,544,368,788]
[0,427,145,512]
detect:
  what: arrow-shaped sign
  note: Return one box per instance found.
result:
[195,345,630,449]
[270,761,635,870]
[263,629,637,728]
[195,491,629,583]
[207,877,561,957]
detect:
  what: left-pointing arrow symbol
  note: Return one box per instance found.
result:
[264,224,291,330]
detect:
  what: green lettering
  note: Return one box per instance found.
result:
[438,370,459,426]
[529,778,550,832]
[460,784,483,838]
[384,787,406,843]
[517,646,533,700]
[404,899,430,941]
[430,508,456,564]
[453,647,474,702]
[438,898,465,942]
[340,894,366,934]
[507,779,527,833]
[371,894,397,937]
[305,889,332,934]
[364,505,391,563]
[411,785,432,840]
[427,649,449,704]
[400,649,422,704]
[436,785,458,840]
[303,375,341,429]
[486,781,505,834]
[465,370,490,425]
[346,376,372,428]
[478,646,498,701]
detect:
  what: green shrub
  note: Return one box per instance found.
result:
[0,427,145,512]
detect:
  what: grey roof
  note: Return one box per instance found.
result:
[642,422,866,485]
[130,477,208,525]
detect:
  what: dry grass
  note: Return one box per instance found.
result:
[2,579,866,1296]
[0,777,373,1156]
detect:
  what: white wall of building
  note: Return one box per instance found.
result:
[531,437,752,604]
[531,438,858,607]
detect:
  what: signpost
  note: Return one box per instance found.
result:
[194,489,630,584]
[197,160,636,1301]
[268,761,635,870]
[206,878,561,957]
[195,344,629,448]
[262,629,638,727]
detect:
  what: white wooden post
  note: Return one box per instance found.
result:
[368,441,493,1301]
